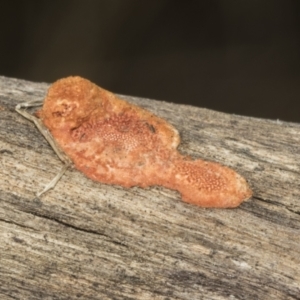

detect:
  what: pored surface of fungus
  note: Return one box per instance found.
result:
[36,76,252,208]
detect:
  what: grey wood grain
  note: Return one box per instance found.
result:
[0,76,299,300]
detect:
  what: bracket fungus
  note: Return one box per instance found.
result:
[17,76,252,208]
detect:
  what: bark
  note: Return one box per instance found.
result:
[0,76,299,300]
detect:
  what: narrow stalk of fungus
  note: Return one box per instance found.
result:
[19,76,252,208]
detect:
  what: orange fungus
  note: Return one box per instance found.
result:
[36,76,252,208]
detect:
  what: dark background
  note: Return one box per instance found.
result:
[1,0,300,122]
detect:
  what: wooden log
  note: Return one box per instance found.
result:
[0,75,299,299]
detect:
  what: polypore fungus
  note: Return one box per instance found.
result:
[34,76,252,208]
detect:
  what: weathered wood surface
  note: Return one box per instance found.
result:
[0,76,299,300]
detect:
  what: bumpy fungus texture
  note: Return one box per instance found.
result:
[36,76,252,208]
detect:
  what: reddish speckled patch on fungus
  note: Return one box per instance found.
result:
[36,76,252,208]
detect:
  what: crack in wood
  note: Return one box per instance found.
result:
[18,207,129,249]
[254,196,300,216]
[0,218,37,231]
